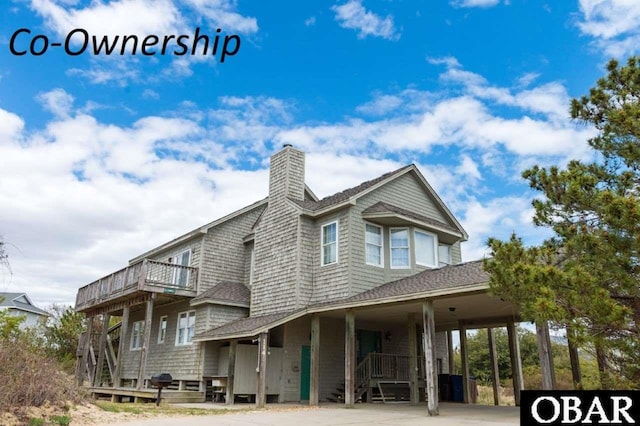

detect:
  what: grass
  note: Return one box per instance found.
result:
[475,384,516,406]
[94,401,241,416]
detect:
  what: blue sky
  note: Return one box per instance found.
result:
[0,0,638,308]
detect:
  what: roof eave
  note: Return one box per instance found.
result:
[190,298,250,308]
[361,212,464,239]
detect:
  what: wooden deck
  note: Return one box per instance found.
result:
[89,387,206,404]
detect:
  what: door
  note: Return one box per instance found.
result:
[300,345,310,401]
[357,330,381,362]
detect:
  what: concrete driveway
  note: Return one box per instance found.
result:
[102,403,520,426]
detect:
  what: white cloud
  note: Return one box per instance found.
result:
[356,94,403,115]
[305,16,317,27]
[577,0,640,56]
[36,88,75,118]
[450,0,500,8]
[332,0,400,41]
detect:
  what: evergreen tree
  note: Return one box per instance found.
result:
[484,57,640,388]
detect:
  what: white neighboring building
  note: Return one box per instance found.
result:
[0,292,49,328]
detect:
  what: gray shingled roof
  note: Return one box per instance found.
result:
[290,164,414,211]
[191,282,250,306]
[333,260,489,305]
[195,260,488,341]
[362,201,461,234]
[195,310,299,340]
[0,292,49,316]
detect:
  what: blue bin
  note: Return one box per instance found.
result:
[450,375,464,402]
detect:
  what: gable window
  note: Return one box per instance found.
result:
[321,221,338,266]
[130,320,144,350]
[438,244,451,267]
[158,316,167,344]
[415,230,437,268]
[365,223,383,267]
[176,310,195,346]
[390,228,410,268]
[171,249,191,287]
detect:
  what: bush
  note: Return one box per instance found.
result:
[0,336,85,419]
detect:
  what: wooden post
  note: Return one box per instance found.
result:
[113,305,129,388]
[94,314,111,388]
[256,332,268,408]
[137,296,154,390]
[566,324,582,390]
[407,313,419,405]
[345,310,356,408]
[536,321,554,390]
[447,329,455,375]
[459,322,470,404]
[226,340,237,405]
[81,315,95,387]
[507,319,523,406]
[487,328,500,406]
[310,314,320,406]
[423,301,439,416]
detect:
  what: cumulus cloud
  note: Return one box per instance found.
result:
[332,0,400,40]
[577,0,640,57]
[450,0,500,8]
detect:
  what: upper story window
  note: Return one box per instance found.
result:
[365,223,383,267]
[171,249,191,287]
[438,244,451,266]
[176,310,195,346]
[158,315,167,344]
[321,221,338,266]
[130,320,144,350]
[415,230,437,268]
[390,228,410,268]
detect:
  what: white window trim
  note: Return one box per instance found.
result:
[130,320,144,351]
[171,248,192,286]
[321,220,339,266]
[175,310,196,346]
[414,229,439,268]
[157,315,167,344]
[390,227,411,269]
[364,222,384,267]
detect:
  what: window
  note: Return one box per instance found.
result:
[438,244,451,267]
[176,311,195,346]
[158,316,167,344]
[249,246,255,287]
[415,230,437,267]
[390,228,410,268]
[321,221,338,265]
[365,223,383,266]
[171,249,191,287]
[130,320,144,350]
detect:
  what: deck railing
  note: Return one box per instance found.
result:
[75,259,198,311]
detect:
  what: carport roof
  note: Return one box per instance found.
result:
[194,260,490,342]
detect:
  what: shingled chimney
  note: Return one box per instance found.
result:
[268,144,305,203]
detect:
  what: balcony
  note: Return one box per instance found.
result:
[75,259,198,313]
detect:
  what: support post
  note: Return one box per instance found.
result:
[423,301,439,416]
[310,314,320,406]
[94,314,111,388]
[459,322,470,404]
[566,324,582,390]
[447,329,455,375]
[507,319,523,406]
[407,313,419,405]
[226,340,237,405]
[487,328,500,406]
[137,296,154,390]
[345,310,356,408]
[256,332,268,408]
[113,305,129,388]
[536,321,554,390]
[79,316,94,386]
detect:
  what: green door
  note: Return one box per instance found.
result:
[300,345,310,401]
[357,330,381,362]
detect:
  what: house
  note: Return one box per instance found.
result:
[74,145,525,414]
[0,292,49,328]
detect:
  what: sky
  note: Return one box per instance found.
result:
[0,0,638,309]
